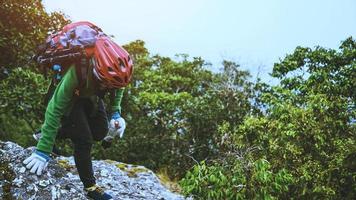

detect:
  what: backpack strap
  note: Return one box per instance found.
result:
[43,56,90,105]
[73,57,89,96]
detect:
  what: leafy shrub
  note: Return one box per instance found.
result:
[0,68,48,146]
[180,158,293,199]
[180,37,356,199]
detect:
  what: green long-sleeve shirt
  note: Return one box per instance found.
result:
[36,64,124,153]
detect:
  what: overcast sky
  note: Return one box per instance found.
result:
[43,0,356,83]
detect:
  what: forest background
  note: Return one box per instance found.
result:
[0,1,355,199]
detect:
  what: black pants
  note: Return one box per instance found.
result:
[58,98,108,188]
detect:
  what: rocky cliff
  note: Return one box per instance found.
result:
[0,141,188,200]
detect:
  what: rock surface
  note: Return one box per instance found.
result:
[0,141,188,200]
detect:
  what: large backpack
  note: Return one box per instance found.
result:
[36,22,100,71]
[35,21,123,103]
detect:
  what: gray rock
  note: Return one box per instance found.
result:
[19,167,26,173]
[0,141,190,200]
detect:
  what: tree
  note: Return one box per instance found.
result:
[180,37,355,199]
[0,0,69,79]
[0,0,68,144]
[93,41,257,178]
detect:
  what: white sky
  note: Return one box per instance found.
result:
[43,0,356,83]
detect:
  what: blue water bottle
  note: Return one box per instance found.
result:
[52,64,62,80]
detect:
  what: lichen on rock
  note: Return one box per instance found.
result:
[0,159,15,199]
[0,141,189,200]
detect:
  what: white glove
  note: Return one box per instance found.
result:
[23,150,50,176]
[108,112,126,138]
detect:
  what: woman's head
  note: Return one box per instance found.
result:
[92,36,133,89]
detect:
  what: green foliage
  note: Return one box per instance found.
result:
[181,37,355,199]
[236,103,355,198]
[180,158,293,199]
[92,41,256,178]
[0,68,48,122]
[0,0,69,77]
[272,37,355,103]
[0,0,68,144]
[0,68,48,146]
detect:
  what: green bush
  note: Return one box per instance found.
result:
[0,68,48,146]
[180,158,293,199]
[0,0,68,74]
[180,37,355,199]
[235,98,355,199]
